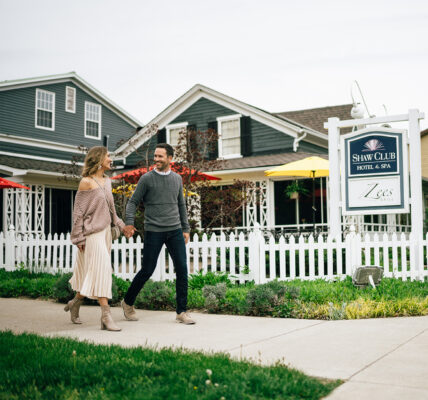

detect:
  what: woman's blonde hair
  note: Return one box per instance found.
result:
[82,146,108,177]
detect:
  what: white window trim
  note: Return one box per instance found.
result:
[166,122,188,145]
[35,88,55,131]
[217,114,242,159]
[84,101,102,140]
[65,86,76,113]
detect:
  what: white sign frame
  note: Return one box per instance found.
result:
[340,127,409,216]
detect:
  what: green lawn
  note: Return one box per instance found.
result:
[0,331,340,400]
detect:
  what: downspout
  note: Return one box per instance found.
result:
[293,130,307,152]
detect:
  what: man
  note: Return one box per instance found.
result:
[121,143,195,324]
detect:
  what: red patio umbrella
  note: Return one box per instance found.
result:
[0,177,30,190]
[112,162,221,184]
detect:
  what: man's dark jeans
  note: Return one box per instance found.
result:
[124,229,188,314]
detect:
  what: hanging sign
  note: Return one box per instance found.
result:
[340,128,409,215]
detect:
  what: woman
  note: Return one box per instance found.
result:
[66,146,125,331]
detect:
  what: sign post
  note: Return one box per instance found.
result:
[325,109,425,279]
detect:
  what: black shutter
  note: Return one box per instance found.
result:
[157,128,166,143]
[207,121,218,160]
[240,116,252,157]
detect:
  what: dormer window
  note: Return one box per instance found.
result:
[35,89,55,131]
[65,86,76,113]
[84,101,101,139]
[217,114,241,159]
[166,122,188,147]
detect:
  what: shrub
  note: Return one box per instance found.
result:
[134,280,173,310]
[245,285,277,316]
[188,270,233,290]
[52,273,74,303]
[202,283,227,313]
[112,275,130,302]
[187,288,205,309]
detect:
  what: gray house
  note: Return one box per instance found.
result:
[114,84,362,232]
[0,72,142,235]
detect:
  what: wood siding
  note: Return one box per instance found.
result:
[0,82,135,154]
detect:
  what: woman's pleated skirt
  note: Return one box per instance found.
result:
[69,226,112,299]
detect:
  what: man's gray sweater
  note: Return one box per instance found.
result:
[125,170,190,233]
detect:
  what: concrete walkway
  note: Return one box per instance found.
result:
[1,298,427,400]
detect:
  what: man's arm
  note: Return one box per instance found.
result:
[177,179,190,243]
[124,175,146,232]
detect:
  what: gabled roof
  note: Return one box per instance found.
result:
[0,72,143,129]
[114,84,329,158]
[274,104,353,133]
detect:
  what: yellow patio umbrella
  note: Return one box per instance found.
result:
[264,156,329,178]
[265,156,329,230]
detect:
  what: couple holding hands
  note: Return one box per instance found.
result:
[67,143,195,331]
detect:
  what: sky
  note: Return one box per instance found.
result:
[1,0,427,130]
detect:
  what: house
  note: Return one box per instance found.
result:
[0,72,142,235]
[114,84,360,232]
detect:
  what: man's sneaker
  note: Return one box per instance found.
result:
[176,312,196,325]
[121,299,139,321]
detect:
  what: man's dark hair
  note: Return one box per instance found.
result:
[156,143,174,158]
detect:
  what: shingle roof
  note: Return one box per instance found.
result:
[0,155,79,175]
[273,104,353,133]
[214,152,328,171]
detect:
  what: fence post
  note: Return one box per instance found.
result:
[346,225,360,277]
[5,225,16,271]
[249,223,263,284]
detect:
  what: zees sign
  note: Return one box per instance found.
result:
[340,128,409,215]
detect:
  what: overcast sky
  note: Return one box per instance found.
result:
[1,0,427,130]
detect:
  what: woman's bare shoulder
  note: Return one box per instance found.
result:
[78,177,94,191]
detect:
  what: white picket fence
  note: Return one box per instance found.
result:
[1,225,427,282]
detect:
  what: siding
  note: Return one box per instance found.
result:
[124,96,326,166]
[170,97,237,129]
[0,142,80,160]
[0,82,136,153]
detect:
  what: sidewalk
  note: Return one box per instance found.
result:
[1,298,427,400]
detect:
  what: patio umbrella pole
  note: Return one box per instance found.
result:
[312,172,316,233]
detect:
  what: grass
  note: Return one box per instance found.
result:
[0,331,341,400]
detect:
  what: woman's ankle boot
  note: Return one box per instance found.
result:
[100,305,121,331]
[64,296,84,324]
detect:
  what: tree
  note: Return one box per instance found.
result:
[173,126,257,233]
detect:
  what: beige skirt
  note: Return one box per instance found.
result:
[69,226,112,299]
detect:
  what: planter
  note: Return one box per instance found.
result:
[290,192,299,200]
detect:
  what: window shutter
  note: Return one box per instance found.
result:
[207,121,218,160]
[157,128,166,143]
[240,116,252,157]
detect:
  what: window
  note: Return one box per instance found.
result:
[35,89,55,130]
[166,122,188,147]
[217,115,241,159]
[84,101,101,139]
[65,86,76,113]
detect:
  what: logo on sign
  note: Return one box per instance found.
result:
[362,139,384,152]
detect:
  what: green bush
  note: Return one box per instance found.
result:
[112,275,130,301]
[188,270,233,289]
[202,282,227,313]
[187,288,205,309]
[52,273,74,303]
[134,280,173,310]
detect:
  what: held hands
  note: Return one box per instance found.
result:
[123,225,136,238]
[183,232,190,244]
[77,244,85,252]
